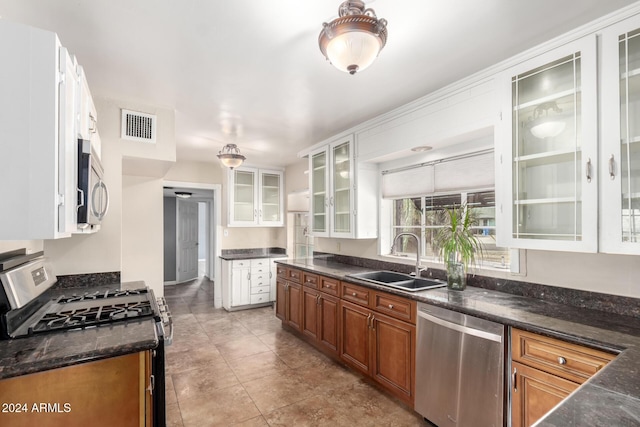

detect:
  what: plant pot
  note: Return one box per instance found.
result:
[446,262,466,291]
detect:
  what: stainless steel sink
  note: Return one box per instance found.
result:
[347,271,446,292]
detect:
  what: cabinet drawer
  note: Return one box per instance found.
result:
[287,268,302,284]
[372,291,416,324]
[341,282,371,306]
[250,258,268,268]
[250,293,270,305]
[250,271,269,286]
[302,272,319,289]
[512,328,615,384]
[319,276,340,296]
[251,285,271,295]
[276,265,287,278]
[232,260,250,268]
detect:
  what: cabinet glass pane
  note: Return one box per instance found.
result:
[620,30,640,242]
[261,173,280,222]
[312,151,327,232]
[333,142,351,233]
[511,53,582,240]
[234,170,255,222]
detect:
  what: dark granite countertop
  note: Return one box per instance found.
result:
[0,282,159,380]
[276,258,640,426]
[220,247,287,261]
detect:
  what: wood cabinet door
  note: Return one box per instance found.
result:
[511,361,579,427]
[302,287,320,340]
[318,292,340,356]
[371,311,415,404]
[0,352,148,427]
[340,300,371,375]
[286,282,303,331]
[275,278,287,321]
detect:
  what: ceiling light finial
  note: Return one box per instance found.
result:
[319,1,388,75]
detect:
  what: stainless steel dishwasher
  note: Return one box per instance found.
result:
[415,303,505,427]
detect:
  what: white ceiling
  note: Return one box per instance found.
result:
[0,0,636,167]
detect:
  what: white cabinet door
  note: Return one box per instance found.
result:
[269,257,285,302]
[258,170,284,226]
[58,47,78,235]
[600,14,640,255]
[231,262,251,307]
[76,66,99,156]
[309,135,356,238]
[310,146,330,237]
[228,167,284,227]
[497,35,598,252]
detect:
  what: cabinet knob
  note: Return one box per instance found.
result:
[558,356,567,365]
[352,292,357,296]
[388,304,394,309]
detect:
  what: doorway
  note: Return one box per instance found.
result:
[162,182,223,308]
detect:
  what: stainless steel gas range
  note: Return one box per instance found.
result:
[0,249,172,427]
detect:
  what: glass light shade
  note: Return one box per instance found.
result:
[217,143,246,169]
[530,120,566,139]
[325,31,381,74]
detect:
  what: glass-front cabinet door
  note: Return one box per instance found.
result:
[498,35,597,252]
[601,15,640,254]
[230,168,257,225]
[308,135,355,238]
[331,139,354,237]
[310,147,329,236]
[259,170,283,226]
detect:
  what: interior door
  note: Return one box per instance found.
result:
[177,199,199,283]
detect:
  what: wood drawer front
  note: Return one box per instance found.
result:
[287,268,302,284]
[512,329,615,384]
[373,291,416,324]
[341,282,371,306]
[276,265,287,278]
[303,272,319,289]
[319,276,340,296]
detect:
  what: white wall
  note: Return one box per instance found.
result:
[0,241,43,255]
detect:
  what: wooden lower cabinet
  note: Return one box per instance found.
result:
[511,361,578,427]
[303,286,340,357]
[276,277,302,331]
[371,312,415,402]
[276,267,416,406]
[340,300,372,375]
[510,328,615,427]
[0,351,152,427]
[341,300,415,405]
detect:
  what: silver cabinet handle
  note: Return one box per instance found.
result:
[247,272,251,280]
[325,197,329,207]
[512,367,517,393]
[388,304,394,309]
[269,271,272,279]
[330,196,334,206]
[77,188,85,209]
[586,158,592,183]
[352,292,357,296]
[558,356,567,365]
[609,154,616,180]
[259,209,262,218]
[147,374,155,395]
[254,209,258,218]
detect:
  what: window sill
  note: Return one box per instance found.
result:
[380,253,512,279]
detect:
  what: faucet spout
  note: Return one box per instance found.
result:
[391,232,422,277]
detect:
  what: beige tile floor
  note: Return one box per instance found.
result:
[163,277,427,427]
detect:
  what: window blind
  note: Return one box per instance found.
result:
[381,150,494,199]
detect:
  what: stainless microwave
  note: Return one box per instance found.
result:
[77,139,108,231]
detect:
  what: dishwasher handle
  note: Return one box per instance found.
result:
[418,309,503,343]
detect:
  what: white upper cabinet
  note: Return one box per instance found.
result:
[309,135,377,239]
[600,14,640,255]
[0,21,79,239]
[228,166,284,227]
[497,35,598,252]
[76,65,100,158]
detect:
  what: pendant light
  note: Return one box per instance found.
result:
[319,1,388,75]
[217,143,246,169]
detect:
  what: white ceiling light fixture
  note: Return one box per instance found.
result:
[319,0,388,75]
[528,101,566,139]
[217,143,246,169]
[175,191,192,199]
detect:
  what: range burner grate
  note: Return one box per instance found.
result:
[57,288,148,304]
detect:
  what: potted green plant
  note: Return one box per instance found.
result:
[433,204,484,290]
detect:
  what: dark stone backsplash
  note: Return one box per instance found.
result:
[314,252,640,318]
[54,272,121,290]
